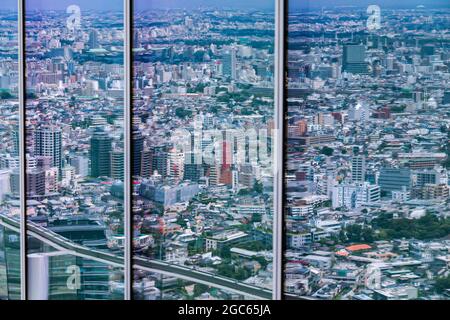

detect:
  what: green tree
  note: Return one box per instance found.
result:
[253,181,263,194]
[435,275,450,294]
[193,284,209,297]
[175,107,193,119]
[320,146,334,156]
[0,90,13,99]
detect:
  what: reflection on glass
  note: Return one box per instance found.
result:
[25,0,125,300]
[132,0,275,300]
[0,226,21,300]
[133,270,253,300]
[285,0,450,300]
[0,0,20,300]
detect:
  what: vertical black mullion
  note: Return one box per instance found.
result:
[129,0,136,300]
[281,0,288,301]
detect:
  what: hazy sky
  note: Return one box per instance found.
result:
[17,0,273,11]
[25,0,123,11]
[2,0,446,11]
[0,0,18,10]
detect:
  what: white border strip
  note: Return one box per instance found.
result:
[273,0,284,300]
[124,0,132,301]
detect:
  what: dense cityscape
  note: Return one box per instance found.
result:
[0,2,20,300]
[131,3,275,300]
[0,0,449,301]
[286,1,450,300]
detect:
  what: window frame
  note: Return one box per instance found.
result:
[12,0,285,301]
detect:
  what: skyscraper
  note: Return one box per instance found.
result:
[90,130,112,178]
[140,149,153,178]
[342,44,368,74]
[88,30,99,49]
[222,47,237,80]
[34,126,62,172]
[152,149,168,178]
[132,129,144,177]
[184,152,202,182]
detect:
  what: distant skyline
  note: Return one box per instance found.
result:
[290,0,450,10]
[135,0,274,10]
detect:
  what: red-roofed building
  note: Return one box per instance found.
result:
[345,244,372,252]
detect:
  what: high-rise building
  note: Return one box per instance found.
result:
[34,126,62,172]
[208,164,220,186]
[90,130,112,178]
[139,181,200,208]
[26,169,46,197]
[12,128,19,157]
[111,149,124,180]
[132,130,144,177]
[296,119,308,136]
[167,148,184,181]
[348,103,370,122]
[44,167,58,193]
[421,44,435,58]
[88,30,99,49]
[413,90,424,103]
[140,149,153,178]
[71,155,89,177]
[36,155,52,170]
[133,30,140,48]
[331,182,380,209]
[152,149,168,178]
[342,44,368,74]
[443,91,450,105]
[183,152,202,182]
[238,164,255,189]
[351,156,365,183]
[413,169,441,187]
[378,168,411,195]
[219,140,233,186]
[9,168,20,195]
[222,47,237,80]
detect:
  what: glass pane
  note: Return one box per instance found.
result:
[0,0,21,300]
[133,270,255,300]
[25,0,125,300]
[132,1,275,300]
[285,0,450,300]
